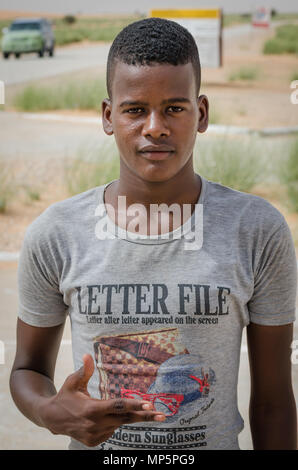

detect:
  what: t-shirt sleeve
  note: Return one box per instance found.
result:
[17,218,68,327]
[247,218,297,325]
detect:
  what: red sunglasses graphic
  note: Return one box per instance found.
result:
[121,371,210,417]
[121,388,184,416]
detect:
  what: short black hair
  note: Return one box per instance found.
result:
[106,17,201,99]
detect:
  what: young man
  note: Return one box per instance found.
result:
[10,18,297,451]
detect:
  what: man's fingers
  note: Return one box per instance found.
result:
[88,398,166,425]
[107,398,158,414]
[88,397,154,414]
[87,397,165,419]
[105,409,166,426]
[132,410,166,423]
[65,354,94,391]
[80,354,95,388]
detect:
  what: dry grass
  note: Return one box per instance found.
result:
[1,135,298,253]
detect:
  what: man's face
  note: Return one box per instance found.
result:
[102,61,208,183]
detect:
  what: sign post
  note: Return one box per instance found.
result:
[0,80,4,105]
[150,9,223,68]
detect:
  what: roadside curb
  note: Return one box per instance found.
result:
[0,252,19,261]
[207,124,298,137]
[23,112,101,125]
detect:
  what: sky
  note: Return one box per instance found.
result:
[1,0,298,15]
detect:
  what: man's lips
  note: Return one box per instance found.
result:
[138,145,175,161]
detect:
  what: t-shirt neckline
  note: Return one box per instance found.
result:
[96,174,207,245]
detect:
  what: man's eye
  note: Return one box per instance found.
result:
[126,108,144,113]
[168,106,183,112]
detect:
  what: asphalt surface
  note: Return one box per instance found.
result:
[0,42,111,85]
[0,110,108,161]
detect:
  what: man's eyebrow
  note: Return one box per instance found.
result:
[119,100,147,108]
[119,97,191,108]
[162,97,191,105]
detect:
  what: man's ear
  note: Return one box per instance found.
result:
[197,94,209,134]
[102,98,113,135]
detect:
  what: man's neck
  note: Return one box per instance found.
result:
[104,170,202,236]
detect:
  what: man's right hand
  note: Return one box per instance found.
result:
[38,353,166,447]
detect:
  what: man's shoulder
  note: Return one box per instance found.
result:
[23,185,103,244]
[206,179,286,232]
[47,185,101,215]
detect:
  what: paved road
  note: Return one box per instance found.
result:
[0,42,111,85]
[0,22,284,86]
[0,110,109,161]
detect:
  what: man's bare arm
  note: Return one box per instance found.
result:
[9,318,165,447]
[10,318,65,427]
[247,322,297,450]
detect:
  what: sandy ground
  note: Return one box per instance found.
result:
[1,160,298,256]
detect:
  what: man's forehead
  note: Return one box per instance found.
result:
[111,61,196,101]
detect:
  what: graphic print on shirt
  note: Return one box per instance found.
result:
[93,328,216,449]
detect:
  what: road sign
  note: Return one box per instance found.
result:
[252,7,271,27]
[150,9,223,68]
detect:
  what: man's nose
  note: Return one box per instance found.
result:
[141,111,170,139]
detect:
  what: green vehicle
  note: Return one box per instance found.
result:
[1,17,55,59]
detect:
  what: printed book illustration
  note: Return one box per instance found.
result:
[93,327,216,422]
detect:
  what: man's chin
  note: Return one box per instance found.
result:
[138,171,176,184]
[120,158,180,183]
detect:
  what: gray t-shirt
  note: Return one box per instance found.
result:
[17,175,297,450]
